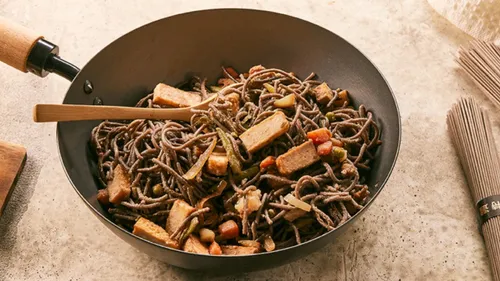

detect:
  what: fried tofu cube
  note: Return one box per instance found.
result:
[221,245,260,255]
[206,154,229,176]
[313,82,334,104]
[133,217,179,249]
[183,235,209,254]
[239,111,290,153]
[276,140,320,175]
[152,83,202,108]
[107,164,131,204]
[166,200,196,235]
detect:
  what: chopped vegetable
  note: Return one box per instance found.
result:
[96,189,109,205]
[180,217,199,242]
[107,164,131,204]
[313,82,334,104]
[199,228,216,243]
[239,111,290,153]
[152,184,164,197]
[183,235,209,254]
[233,166,259,182]
[276,140,320,175]
[294,217,315,229]
[284,194,311,212]
[332,146,348,162]
[274,94,295,108]
[259,156,276,171]
[316,140,333,156]
[238,240,261,248]
[226,93,240,114]
[216,128,242,175]
[224,67,239,79]
[331,138,344,147]
[341,162,356,177]
[249,65,265,75]
[218,220,239,240]
[264,236,275,252]
[307,128,332,145]
[334,90,349,107]
[235,189,262,214]
[218,78,234,87]
[284,208,308,222]
[209,241,223,255]
[196,180,227,209]
[153,83,202,108]
[209,86,222,93]
[166,200,196,235]
[221,245,260,255]
[325,112,336,122]
[206,154,229,176]
[353,187,370,201]
[133,217,179,249]
[263,83,276,93]
[183,138,217,180]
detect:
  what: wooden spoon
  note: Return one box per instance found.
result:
[33,94,217,123]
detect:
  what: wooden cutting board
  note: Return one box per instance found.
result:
[0,141,27,217]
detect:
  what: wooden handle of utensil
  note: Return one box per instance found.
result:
[33,104,194,122]
[0,17,43,72]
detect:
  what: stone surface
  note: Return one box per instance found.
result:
[0,0,494,280]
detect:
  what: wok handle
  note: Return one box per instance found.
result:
[0,17,43,72]
[0,16,80,81]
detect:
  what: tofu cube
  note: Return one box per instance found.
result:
[183,235,209,254]
[313,82,334,104]
[133,217,179,249]
[276,140,320,175]
[152,83,201,108]
[239,111,290,153]
[107,164,131,204]
[221,245,260,255]
[166,200,196,235]
[206,154,229,176]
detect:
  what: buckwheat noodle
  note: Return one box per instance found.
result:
[91,66,381,252]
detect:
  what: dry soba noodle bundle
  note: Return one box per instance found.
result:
[91,65,381,255]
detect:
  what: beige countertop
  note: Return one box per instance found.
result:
[0,0,494,280]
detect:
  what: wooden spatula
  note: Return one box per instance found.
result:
[0,141,27,217]
[33,94,217,123]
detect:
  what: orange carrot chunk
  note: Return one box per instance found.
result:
[218,220,239,240]
[260,156,276,171]
[316,141,333,156]
[306,128,332,145]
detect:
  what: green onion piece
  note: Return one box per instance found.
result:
[325,112,336,122]
[216,128,242,175]
[180,217,199,242]
[233,166,259,183]
[197,180,227,209]
[183,138,217,180]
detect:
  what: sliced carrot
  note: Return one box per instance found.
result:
[260,156,276,171]
[209,241,222,255]
[224,67,239,79]
[218,220,239,240]
[316,141,333,156]
[306,128,332,145]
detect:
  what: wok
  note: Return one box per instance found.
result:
[0,9,401,273]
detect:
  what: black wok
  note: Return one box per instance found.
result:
[0,9,401,273]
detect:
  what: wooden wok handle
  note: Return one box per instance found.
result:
[0,17,43,72]
[33,104,194,122]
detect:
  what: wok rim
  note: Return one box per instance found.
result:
[56,8,402,261]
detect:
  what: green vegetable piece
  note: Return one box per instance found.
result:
[325,112,336,122]
[180,217,199,242]
[152,184,164,197]
[210,86,222,93]
[216,128,242,175]
[233,166,259,183]
[183,138,217,180]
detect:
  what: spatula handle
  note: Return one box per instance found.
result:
[33,104,193,122]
